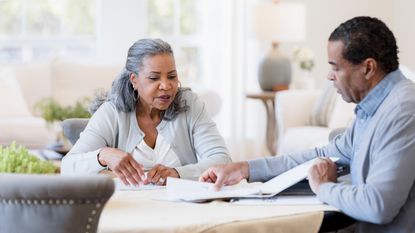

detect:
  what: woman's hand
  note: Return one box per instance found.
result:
[145,164,179,185]
[98,147,146,186]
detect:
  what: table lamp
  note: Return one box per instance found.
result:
[253,1,306,91]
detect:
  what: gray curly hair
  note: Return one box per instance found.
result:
[89,38,189,120]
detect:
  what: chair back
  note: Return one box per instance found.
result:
[0,174,114,233]
[62,118,89,145]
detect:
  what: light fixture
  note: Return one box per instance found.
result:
[253,1,306,91]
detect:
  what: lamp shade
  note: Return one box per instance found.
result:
[253,2,306,42]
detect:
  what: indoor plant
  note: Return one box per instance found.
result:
[34,97,91,150]
[0,142,57,174]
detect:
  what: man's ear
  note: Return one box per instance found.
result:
[363,58,377,80]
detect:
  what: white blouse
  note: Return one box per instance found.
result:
[132,134,181,170]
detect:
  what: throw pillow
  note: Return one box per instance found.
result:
[309,81,337,126]
[0,68,31,117]
[328,96,355,129]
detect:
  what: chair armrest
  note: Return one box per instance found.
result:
[275,89,321,135]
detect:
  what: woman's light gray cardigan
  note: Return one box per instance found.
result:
[61,90,231,179]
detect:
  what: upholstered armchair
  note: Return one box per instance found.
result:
[275,87,355,154]
[0,174,114,233]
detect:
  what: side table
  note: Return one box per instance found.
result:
[246,91,278,155]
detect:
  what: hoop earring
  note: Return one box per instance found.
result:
[178,81,182,89]
[133,88,138,102]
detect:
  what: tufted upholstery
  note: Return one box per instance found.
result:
[0,174,114,233]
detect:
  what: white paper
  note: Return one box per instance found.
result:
[166,177,262,202]
[114,178,165,191]
[165,157,339,202]
[231,196,323,205]
[260,157,338,194]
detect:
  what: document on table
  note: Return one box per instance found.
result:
[113,178,165,191]
[231,196,323,205]
[165,157,339,202]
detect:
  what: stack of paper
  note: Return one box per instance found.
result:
[166,157,339,202]
[114,178,165,191]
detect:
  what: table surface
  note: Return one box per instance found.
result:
[98,189,338,233]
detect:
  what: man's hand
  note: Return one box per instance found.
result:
[308,157,338,193]
[98,147,145,186]
[199,162,249,191]
[145,164,179,185]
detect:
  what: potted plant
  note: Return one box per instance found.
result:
[0,142,57,174]
[34,98,91,151]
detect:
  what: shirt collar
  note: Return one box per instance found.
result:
[355,69,404,118]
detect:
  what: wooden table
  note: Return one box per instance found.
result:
[246,92,278,155]
[98,189,339,233]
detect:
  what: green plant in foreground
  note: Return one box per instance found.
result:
[0,142,56,174]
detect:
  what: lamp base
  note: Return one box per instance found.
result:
[258,43,292,91]
[272,84,289,92]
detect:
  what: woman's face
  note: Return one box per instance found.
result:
[131,53,179,111]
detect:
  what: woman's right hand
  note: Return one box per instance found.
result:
[98,147,145,186]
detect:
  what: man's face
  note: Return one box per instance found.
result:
[327,41,369,103]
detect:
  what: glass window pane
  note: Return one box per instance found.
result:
[66,45,93,57]
[26,0,62,35]
[0,47,22,62]
[180,0,197,35]
[176,47,200,84]
[147,0,174,37]
[62,0,95,35]
[0,0,22,36]
[32,47,59,60]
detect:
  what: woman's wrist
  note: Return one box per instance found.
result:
[97,148,109,167]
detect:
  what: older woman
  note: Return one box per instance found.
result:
[61,39,231,186]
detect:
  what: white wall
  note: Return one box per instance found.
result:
[279,0,415,85]
[96,0,147,64]
[390,0,415,71]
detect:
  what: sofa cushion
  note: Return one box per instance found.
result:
[11,62,52,114]
[309,82,337,126]
[278,126,331,154]
[328,96,355,129]
[51,58,122,106]
[0,68,31,117]
[0,116,54,148]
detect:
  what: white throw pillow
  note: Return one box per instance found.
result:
[309,82,337,126]
[328,96,355,129]
[51,58,122,106]
[0,68,31,117]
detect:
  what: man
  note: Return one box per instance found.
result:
[200,16,415,233]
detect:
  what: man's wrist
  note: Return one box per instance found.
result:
[241,161,250,180]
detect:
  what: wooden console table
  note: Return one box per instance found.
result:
[246,91,278,155]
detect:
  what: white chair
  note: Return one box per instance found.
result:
[275,65,415,155]
[275,85,355,155]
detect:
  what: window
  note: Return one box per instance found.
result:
[147,0,203,86]
[0,0,96,62]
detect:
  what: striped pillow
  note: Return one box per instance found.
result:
[309,82,337,126]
